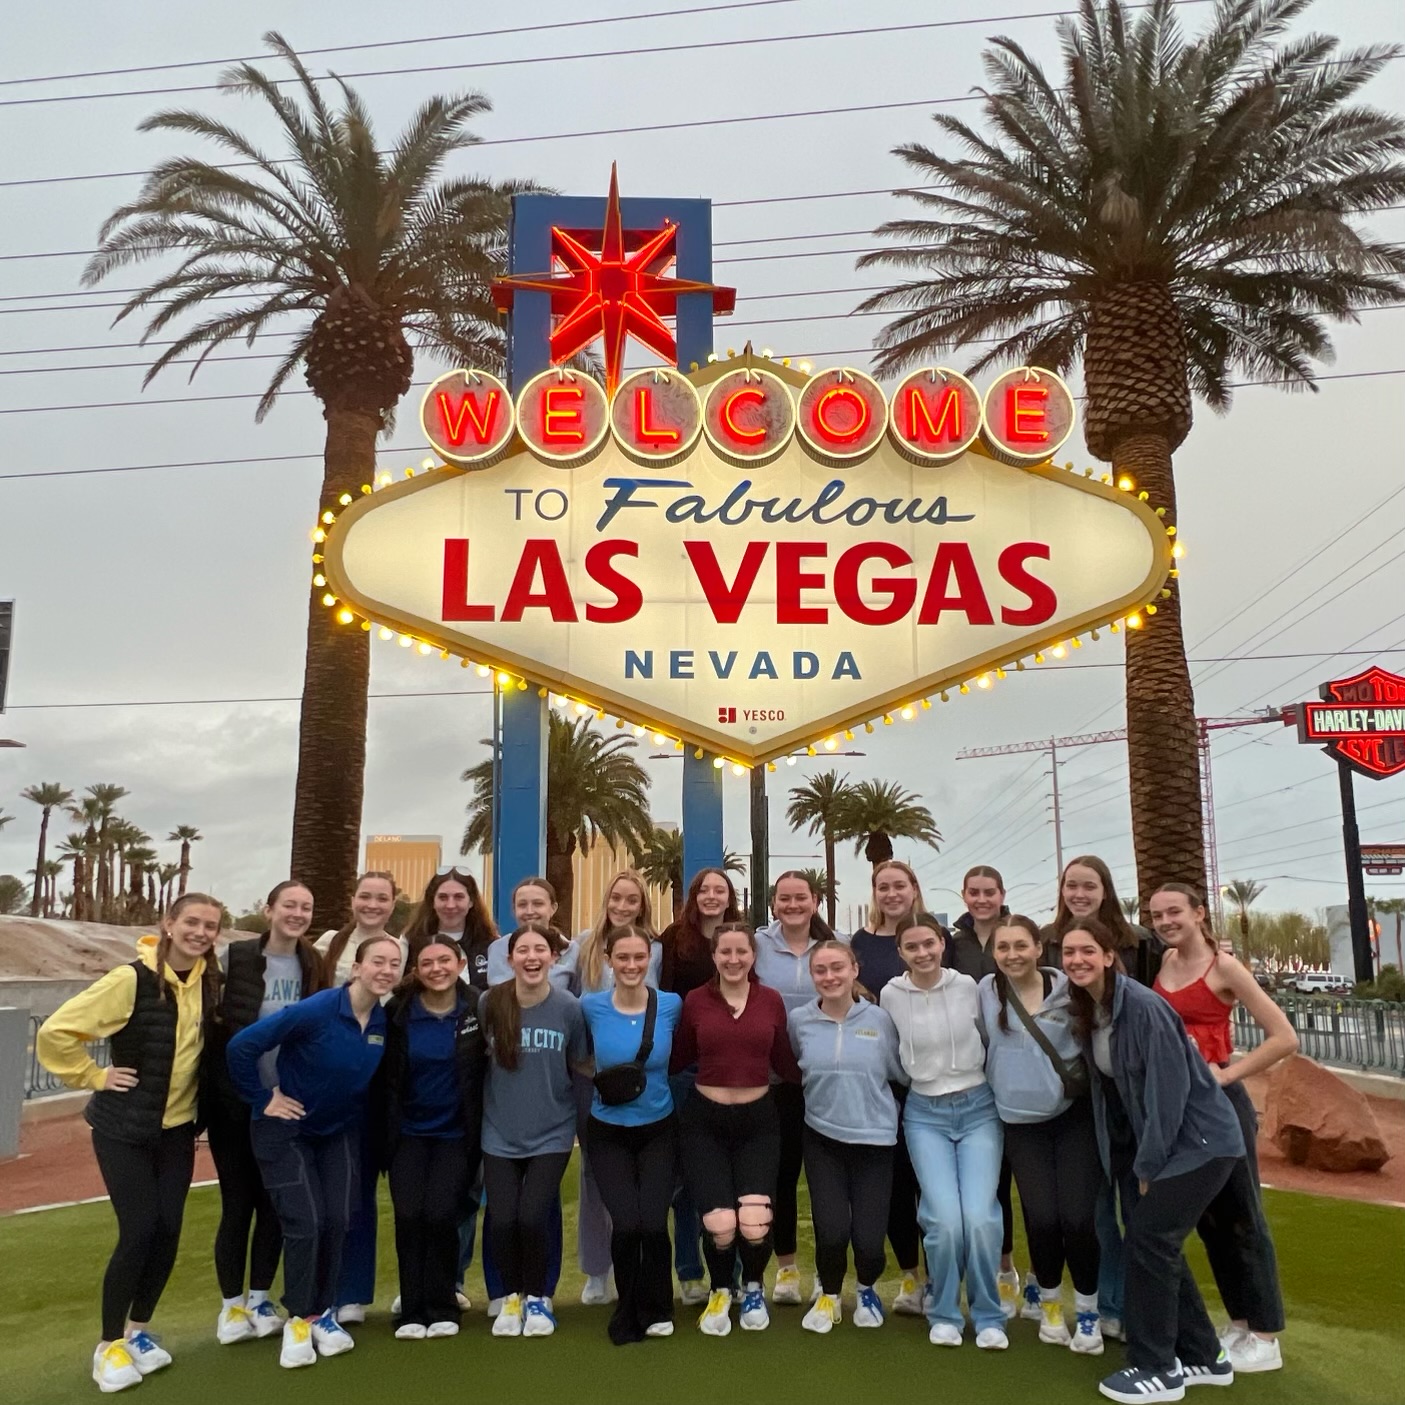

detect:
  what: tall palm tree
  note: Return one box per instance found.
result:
[126,845,159,921]
[157,863,181,916]
[785,771,855,928]
[462,714,653,930]
[1222,878,1266,958]
[54,835,88,920]
[20,784,73,917]
[634,827,746,920]
[168,826,203,898]
[39,859,63,917]
[1370,896,1405,973]
[836,779,942,867]
[83,35,531,925]
[859,0,1405,905]
[82,784,130,921]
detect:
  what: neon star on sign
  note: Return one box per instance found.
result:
[492,164,736,396]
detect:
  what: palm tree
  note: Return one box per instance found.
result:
[1121,895,1142,923]
[55,834,89,920]
[83,35,531,925]
[0,875,27,915]
[859,0,1405,905]
[785,770,855,928]
[38,859,63,917]
[836,779,942,866]
[157,863,181,915]
[0,810,10,833]
[168,826,202,898]
[126,845,159,921]
[20,784,73,917]
[80,784,130,921]
[634,826,746,920]
[796,868,836,904]
[462,714,653,930]
[1222,878,1266,958]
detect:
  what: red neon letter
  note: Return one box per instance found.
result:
[998,542,1056,625]
[1005,385,1049,444]
[441,538,496,622]
[721,387,767,445]
[635,387,681,446]
[906,386,962,444]
[683,541,770,624]
[584,540,643,623]
[542,386,586,444]
[436,389,500,447]
[813,386,871,445]
[917,542,994,625]
[500,539,579,622]
[834,543,916,625]
[775,542,829,624]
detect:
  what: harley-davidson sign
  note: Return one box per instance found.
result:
[324,355,1171,765]
[1297,665,1405,780]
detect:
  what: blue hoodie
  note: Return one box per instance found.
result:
[227,986,387,1137]
[787,998,905,1145]
[978,969,1081,1124]
[754,920,834,1015]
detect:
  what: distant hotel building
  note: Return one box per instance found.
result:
[364,834,443,901]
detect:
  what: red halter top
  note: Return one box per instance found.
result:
[1154,955,1234,1065]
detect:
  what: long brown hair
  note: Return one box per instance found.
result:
[402,869,498,953]
[321,871,397,982]
[482,922,564,1072]
[1152,881,1218,953]
[1052,855,1137,949]
[1062,917,1124,1045]
[397,933,465,1000]
[866,859,930,931]
[670,868,742,965]
[262,880,328,997]
[580,872,656,991]
[991,914,1044,1034]
[155,891,224,1012]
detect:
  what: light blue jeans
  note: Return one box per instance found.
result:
[903,1083,1005,1333]
[1096,1177,1126,1321]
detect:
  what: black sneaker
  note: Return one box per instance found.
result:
[1098,1365,1187,1403]
[1178,1352,1235,1388]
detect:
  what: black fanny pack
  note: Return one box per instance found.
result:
[592,988,658,1107]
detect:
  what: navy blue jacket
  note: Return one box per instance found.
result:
[227,986,387,1137]
[1087,975,1244,1185]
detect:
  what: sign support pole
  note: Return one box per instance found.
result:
[683,753,725,891]
[749,766,769,930]
[1337,760,1373,982]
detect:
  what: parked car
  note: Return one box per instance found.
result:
[1291,971,1349,996]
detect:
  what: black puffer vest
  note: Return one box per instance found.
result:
[85,962,176,1146]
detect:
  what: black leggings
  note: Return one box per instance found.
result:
[679,1091,780,1290]
[772,1082,805,1260]
[888,1093,922,1272]
[803,1127,893,1294]
[1003,1099,1102,1295]
[390,1135,472,1326]
[1197,1079,1284,1332]
[207,1107,282,1300]
[482,1152,572,1298]
[587,1115,678,1344]
[998,1156,1016,1259]
[91,1125,195,1341]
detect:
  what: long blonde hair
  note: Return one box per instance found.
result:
[865,859,931,931]
[579,871,655,991]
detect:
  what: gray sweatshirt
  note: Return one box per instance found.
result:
[977,970,1080,1123]
[754,920,834,1015]
[880,969,986,1098]
[787,998,905,1145]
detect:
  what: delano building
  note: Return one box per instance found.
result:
[363,835,443,903]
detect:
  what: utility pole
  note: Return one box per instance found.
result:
[1337,760,1373,982]
[1048,739,1064,876]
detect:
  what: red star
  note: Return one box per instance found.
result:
[492,164,736,397]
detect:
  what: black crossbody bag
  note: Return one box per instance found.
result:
[592,988,658,1107]
[1008,988,1089,1101]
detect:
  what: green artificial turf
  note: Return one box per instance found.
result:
[1,1159,1400,1404]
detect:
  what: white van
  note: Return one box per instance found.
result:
[1292,971,1343,995]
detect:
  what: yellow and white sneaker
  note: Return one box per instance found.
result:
[279,1318,317,1370]
[217,1304,256,1345]
[1039,1299,1071,1345]
[772,1265,803,1305]
[92,1342,141,1393]
[997,1268,1021,1320]
[802,1293,842,1334]
[891,1273,925,1316]
[699,1288,732,1336]
[492,1294,523,1338]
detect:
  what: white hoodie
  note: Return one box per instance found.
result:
[880,968,986,1098]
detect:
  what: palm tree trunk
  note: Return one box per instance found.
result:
[823,825,837,929]
[178,842,190,897]
[290,405,376,929]
[29,807,49,917]
[1114,432,1206,908]
[545,837,576,936]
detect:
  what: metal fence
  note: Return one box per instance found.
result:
[24,1014,109,1099]
[1232,994,1405,1077]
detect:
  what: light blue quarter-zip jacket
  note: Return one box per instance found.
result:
[754,920,841,1014]
[787,998,905,1145]
[977,969,1081,1124]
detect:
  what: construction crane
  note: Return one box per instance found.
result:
[956,712,1284,927]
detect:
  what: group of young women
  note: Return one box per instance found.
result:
[37,852,1297,1405]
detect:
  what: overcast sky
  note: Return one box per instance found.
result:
[1,0,1402,929]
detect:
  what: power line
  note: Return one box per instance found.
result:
[4,687,494,711]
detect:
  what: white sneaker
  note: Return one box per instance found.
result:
[93,1342,142,1393]
[335,1304,365,1325]
[123,1332,171,1375]
[1072,1310,1105,1355]
[279,1319,317,1369]
[581,1273,615,1306]
[394,1323,427,1340]
[310,1311,354,1357]
[390,1295,402,1315]
[1021,1274,1044,1322]
[739,1285,770,1331]
[522,1297,556,1337]
[426,1321,459,1339]
[217,1304,256,1345]
[645,1321,674,1337]
[1217,1323,1248,1352]
[492,1295,523,1337]
[486,1297,505,1319]
[976,1326,1010,1350]
[853,1285,885,1328]
[1039,1300,1071,1346]
[699,1288,732,1336]
[679,1279,709,1307]
[892,1273,926,1316]
[456,1290,472,1311]
[997,1268,1020,1321]
[802,1293,841,1334]
[249,1300,282,1338]
[772,1265,803,1305]
[929,1322,963,1347]
[1226,1334,1282,1374]
[1100,1315,1126,1342]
